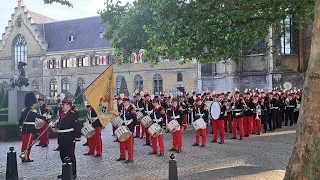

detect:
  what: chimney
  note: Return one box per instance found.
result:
[18,0,24,7]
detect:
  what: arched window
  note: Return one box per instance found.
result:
[77,77,85,91]
[153,74,163,95]
[31,79,40,91]
[116,75,124,95]
[13,34,27,69]
[49,78,57,97]
[134,74,143,92]
[61,78,70,91]
[177,72,183,82]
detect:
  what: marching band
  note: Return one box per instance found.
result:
[19,87,302,178]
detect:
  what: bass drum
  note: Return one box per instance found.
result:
[115,126,132,142]
[210,102,221,120]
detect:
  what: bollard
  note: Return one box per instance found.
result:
[168,154,178,180]
[6,147,18,180]
[62,157,73,180]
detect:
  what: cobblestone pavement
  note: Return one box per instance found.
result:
[0,124,297,180]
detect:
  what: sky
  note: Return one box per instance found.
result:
[0,0,134,38]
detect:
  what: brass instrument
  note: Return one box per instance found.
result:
[255,104,262,119]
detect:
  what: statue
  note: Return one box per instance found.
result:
[10,61,29,89]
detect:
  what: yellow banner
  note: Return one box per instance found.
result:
[83,65,118,127]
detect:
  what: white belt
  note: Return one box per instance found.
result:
[58,128,74,133]
[153,118,162,123]
[146,110,153,115]
[233,109,242,112]
[196,113,204,117]
[271,107,279,109]
[137,108,144,111]
[286,106,294,108]
[24,122,35,125]
[171,115,180,119]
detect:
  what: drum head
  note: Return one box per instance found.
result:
[211,102,221,120]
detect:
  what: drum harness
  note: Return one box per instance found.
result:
[195,108,204,122]
[122,106,133,126]
[171,106,180,120]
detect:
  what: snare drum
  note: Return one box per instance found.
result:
[35,118,46,129]
[192,118,206,131]
[111,116,124,128]
[148,123,163,137]
[136,111,144,120]
[81,121,96,138]
[141,115,153,128]
[167,120,180,133]
[115,126,132,142]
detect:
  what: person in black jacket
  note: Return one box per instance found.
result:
[167,98,184,152]
[56,98,81,179]
[19,92,47,162]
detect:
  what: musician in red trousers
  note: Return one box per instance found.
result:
[116,96,137,163]
[114,96,123,142]
[243,92,255,137]
[143,93,154,146]
[232,91,245,140]
[19,92,47,162]
[192,96,209,147]
[179,95,189,131]
[149,96,166,156]
[167,98,183,153]
[134,92,145,138]
[36,97,50,147]
[211,95,226,144]
[84,104,103,157]
[53,98,63,151]
[253,95,263,135]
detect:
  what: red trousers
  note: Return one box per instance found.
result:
[171,127,182,150]
[39,123,49,145]
[145,127,151,144]
[243,116,253,136]
[151,134,165,154]
[195,128,207,145]
[119,134,134,160]
[254,118,262,134]
[213,120,225,142]
[224,114,232,132]
[233,117,244,138]
[112,125,116,135]
[21,133,34,160]
[142,125,146,137]
[88,127,102,155]
[183,114,188,130]
[135,121,141,137]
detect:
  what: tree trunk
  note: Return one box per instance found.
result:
[284,0,320,179]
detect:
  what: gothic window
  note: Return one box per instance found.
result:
[281,17,292,54]
[61,78,70,91]
[49,78,57,97]
[13,34,27,69]
[177,72,183,82]
[31,79,40,91]
[77,77,85,91]
[116,75,124,95]
[153,74,163,95]
[133,74,143,92]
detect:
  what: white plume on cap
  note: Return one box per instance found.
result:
[135,90,138,93]
[244,88,248,93]
[213,90,216,95]
[151,94,154,100]
[201,91,205,96]
[60,93,65,100]
[120,93,125,99]
[140,91,144,96]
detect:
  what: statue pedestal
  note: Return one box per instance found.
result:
[8,90,29,122]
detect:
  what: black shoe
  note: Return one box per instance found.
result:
[169,148,176,151]
[229,130,232,133]
[264,130,267,133]
[116,158,125,161]
[143,144,151,146]
[54,148,60,151]
[83,153,92,156]
[149,152,157,155]
[113,139,118,142]
[245,135,249,137]
[41,144,48,147]
[35,144,42,146]
[57,175,62,179]
[94,154,102,157]
[211,140,217,143]
[201,145,206,147]
[22,159,33,163]
[158,153,164,156]
[256,133,260,135]
[83,143,88,146]
[219,142,224,144]
[125,160,133,163]
[73,175,77,179]
[192,143,199,146]
[239,138,243,140]
[134,136,139,138]
[175,150,182,153]
[231,137,237,139]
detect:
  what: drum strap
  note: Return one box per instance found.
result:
[171,115,180,119]
[22,111,31,126]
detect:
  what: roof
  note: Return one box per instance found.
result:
[38,16,111,53]
[29,11,57,24]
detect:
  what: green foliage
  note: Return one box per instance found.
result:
[100,0,315,65]
[43,0,73,7]
[119,77,129,96]
[73,85,84,105]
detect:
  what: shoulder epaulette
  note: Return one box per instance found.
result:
[203,104,208,110]
[178,106,183,111]
[160,108,166,114]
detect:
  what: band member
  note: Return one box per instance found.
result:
[211,96,226,144]
[224,96,233,133]
[187,92,196,125]
[165,96,172,133]
[192,96,209,147]
[114,96,123,142]
[149,96,166,155]
[36,97,50,147]
[253,95,262,135]
[143,93,154,146]
[19,92,47,162]
[232,91,244,140]
[285,94,296,126]
[270,93,279,131]
[116,96,137,163]
[57,98,81,179]
[294,93,301,124]
[260,97,269,133]
[53,98,63,151]
[179,95,188,131]
[84,104,103,157]
[243,92,255,137]
[134,92,145,138]
[167,98,183,152]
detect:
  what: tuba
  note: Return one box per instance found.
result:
[255,104,262,119]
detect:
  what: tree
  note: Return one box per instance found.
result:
[119,77,129,96]
[43,0,73,7]
[73,85,84,105]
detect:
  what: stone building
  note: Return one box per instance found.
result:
[0,1,311,100]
